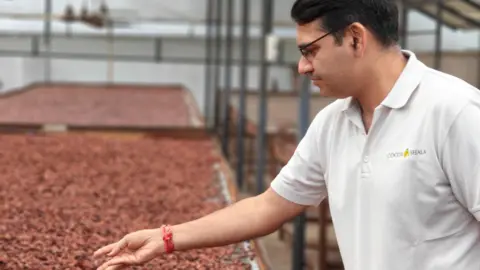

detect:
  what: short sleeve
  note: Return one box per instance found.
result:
[270,114,327,207]
[441,101,480,221]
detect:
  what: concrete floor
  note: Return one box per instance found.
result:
[237,192,292,270]
[258,231,294,270]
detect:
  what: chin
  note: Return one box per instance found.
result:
[313,82,350,99]
[312,81,325,90]
[316,89,350,99]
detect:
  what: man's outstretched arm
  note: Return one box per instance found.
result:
[93,188,309,270]
[172,187,307,252]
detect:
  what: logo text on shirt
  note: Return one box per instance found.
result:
[386,148,426,159]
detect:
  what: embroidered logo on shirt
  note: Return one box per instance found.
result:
[387,148,426,159]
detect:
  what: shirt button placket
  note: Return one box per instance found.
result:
[361,154,371,178]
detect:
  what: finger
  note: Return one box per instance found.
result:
[104,265,127,270]
[107,238,128,257]
[97,262,127,270]
[93,242,118,258]
[97,259,123,270]
[97,253,137,270]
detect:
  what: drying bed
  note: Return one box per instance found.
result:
[0,133,258,269]
[0,84,202,128]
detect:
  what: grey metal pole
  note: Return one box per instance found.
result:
[478,32,480,89]
[236,0,251,189]
[400,0,409,49]
[434,0,443,70]
[213,0,223,131]
[255,0,274,195]
[44,0,52,83]
[292,75,311,270]
[221,0,235,159]
[204,0,215,130]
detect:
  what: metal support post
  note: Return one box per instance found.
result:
[400,0,409,48]
[31,37,40,56]
[204,0,215,130]
[255,0,274,195]
[154,38,163,62]
[236,0,251,190]
[44,0,52,83]
[213,0,224,131]
[478,33,480,89]
[221,0,235,159]
[434,0,443,71]
[291,75,311,270]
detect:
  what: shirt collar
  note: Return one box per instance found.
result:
[342,50,426,112]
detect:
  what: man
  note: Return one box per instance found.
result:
[94,0,480,269]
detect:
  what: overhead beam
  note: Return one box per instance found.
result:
[440,3,480,27]
[404,0,480,29]
[456,0,480,11]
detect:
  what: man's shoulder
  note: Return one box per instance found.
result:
[420,68,480,104]
[417,68,480,129]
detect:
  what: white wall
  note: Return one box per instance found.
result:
[0,36,298,116]
[0,57,23,91]
[23,57,44,84]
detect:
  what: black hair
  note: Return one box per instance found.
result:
[291,0,399,47]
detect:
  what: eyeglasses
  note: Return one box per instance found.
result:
[298,30,336,62]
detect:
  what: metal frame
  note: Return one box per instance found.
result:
[43,0,52,83]
[478,32,480,88]
[400,0,480,76]
[235,0,251,190]
[403,0,480,77]
[213,0,224,131]
[220,0,235,158]
[0,47,295,66]
[203,0,215,130]
[404,0,480,29]
[434,0,445,70]
[255,0,274,196]
[291,75,312,269]
[400,0,409,48]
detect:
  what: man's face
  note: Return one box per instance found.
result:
[296,21,362,98]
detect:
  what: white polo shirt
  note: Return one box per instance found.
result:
[271,50,480,270]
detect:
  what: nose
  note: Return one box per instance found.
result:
[297,57,313,75]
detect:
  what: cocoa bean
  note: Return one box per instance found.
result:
[0,134,254,269]
[0,86,193,127]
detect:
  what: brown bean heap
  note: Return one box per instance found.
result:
[0,133,254,269]
[0,86,192,127]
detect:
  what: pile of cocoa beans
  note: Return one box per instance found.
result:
[0,86,192,127]
[0,133,253,269]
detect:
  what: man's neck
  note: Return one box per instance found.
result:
[356,48,408,115]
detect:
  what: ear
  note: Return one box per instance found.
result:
[345,22,367,57]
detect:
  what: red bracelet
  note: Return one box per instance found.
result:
[161,225,175,254]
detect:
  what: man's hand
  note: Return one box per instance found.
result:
[92,188,308,269]
[93,228,164,270]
